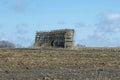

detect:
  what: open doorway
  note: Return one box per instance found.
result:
[51,40,55,47]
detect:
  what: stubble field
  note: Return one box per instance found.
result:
[0,48,120,80]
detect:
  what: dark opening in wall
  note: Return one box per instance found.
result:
[51,40,55,47]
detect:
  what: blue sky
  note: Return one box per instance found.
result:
[0,0,120,47]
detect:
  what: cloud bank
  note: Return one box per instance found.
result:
[81,12,120,47]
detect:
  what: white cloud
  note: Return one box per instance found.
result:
[104,12,120,21]
[1,37,8,41]
[80,12,120,47]
[96,12,120,33]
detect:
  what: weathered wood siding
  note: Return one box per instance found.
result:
[34,29,74,48]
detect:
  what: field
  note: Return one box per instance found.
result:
[0,48,120,80]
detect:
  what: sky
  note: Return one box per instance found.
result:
[0,0,120,47]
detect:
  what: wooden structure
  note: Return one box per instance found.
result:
[34,29,74,48]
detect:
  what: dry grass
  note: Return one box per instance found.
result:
[0,48,120,80]
[0,48,120,67]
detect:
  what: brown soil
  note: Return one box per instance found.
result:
[0,48,120,80]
